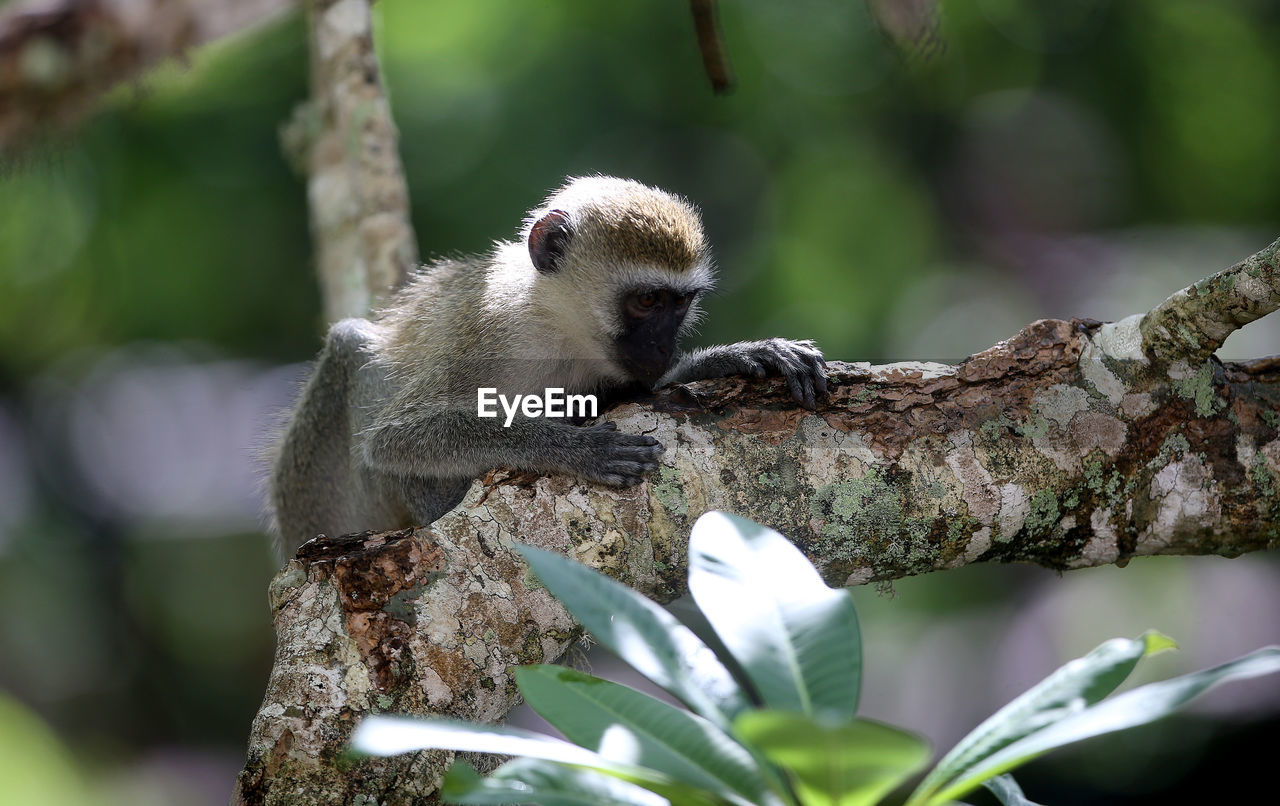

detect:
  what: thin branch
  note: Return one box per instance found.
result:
[0,0,297,152]
[689,0,734,94]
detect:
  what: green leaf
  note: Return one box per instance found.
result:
[687,511,862,720]
[516,666,783,806]
[442,758,672,806]
[735,710,930,806]
[353,714,627,767]
[353,716,728,805]
[906,631,1172,805]
[930,646,1280,804]
[516,544,749,727]
[981,775,1043,806]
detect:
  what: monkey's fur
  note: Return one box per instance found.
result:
[270,176,826,557]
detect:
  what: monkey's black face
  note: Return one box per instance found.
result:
[615,288,694,385]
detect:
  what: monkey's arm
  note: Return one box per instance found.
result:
[660,338,828,408]
[361,411,662,488]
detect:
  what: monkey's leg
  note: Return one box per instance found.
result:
[661,338,828,408]
[395,475,473,527]
[271,318,382,556]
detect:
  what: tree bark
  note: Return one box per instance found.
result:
[281,0,418,323]
[0,0,297,151]
[232,238,1280,805]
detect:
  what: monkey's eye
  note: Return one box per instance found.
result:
[625,291,663,319]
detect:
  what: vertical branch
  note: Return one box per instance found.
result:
[689,0,734,94]
[286,0,417,323]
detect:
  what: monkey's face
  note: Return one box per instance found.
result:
[523,178,715,383]
[614,287,696,385]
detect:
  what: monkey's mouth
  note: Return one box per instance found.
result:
[617,349,673,388]
[615,321,678,387]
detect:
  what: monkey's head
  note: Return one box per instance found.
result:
[521,176,716,386]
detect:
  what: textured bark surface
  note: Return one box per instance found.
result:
[1141,236,1280,364]
[0,0,296,150]
[233,250,1280,802]
[281,0,418,323]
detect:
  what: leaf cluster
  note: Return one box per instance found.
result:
[352,512,1280,805]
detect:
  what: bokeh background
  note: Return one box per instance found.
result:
[1,1,1278,804]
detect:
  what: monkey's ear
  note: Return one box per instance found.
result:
[529,209,573,274]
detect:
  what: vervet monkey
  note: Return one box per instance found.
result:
[270,176,827,557]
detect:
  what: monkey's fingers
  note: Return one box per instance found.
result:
[811,364,829,397]
[614,440,664,460]
[578,428,663,488]
[787,339,824,364]
[614,432,661,445]
[801,374,818,410]
[598,472,648,487]
[800,352,828,398]
[790,368,820,409]
[786,339,828,400]
[755,344,812,408]
[614,442,665,460]
[781,366,810,408]
[592,454,662,487]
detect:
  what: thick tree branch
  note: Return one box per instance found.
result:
[281,0,418,323]
[234,241,1280,805]
[0,0,296,151]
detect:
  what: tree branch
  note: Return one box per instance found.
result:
[0,0,296,152]
[1140,235,1280,365]
[281,0,418,323]
[689,0,734,94]
[234,240,1280,805]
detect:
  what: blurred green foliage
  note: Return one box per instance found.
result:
[0,692,93,806]
[1,1,1278,804]
[0,21,315,377]
[0,0,1276,378]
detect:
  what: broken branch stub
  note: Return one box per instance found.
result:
[1140,235,1280,365]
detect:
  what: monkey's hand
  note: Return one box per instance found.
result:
[660,338,828,409]
[575,422,664,487]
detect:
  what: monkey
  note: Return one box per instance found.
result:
[269,176,827,558]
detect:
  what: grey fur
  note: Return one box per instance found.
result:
[269,177,826,558]
[661,338,828,410]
